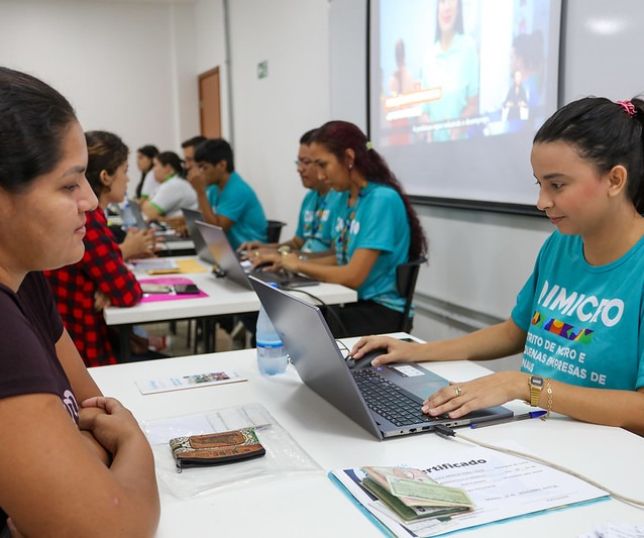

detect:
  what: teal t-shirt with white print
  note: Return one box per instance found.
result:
[333,183,410,312]
[206,172,267,250]
[295,190,341,253]
[511,231,644,390]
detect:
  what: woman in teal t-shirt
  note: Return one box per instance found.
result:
[352,97,644,434]
[255,121,427,337]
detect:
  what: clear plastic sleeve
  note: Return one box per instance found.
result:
[141,402,321,498]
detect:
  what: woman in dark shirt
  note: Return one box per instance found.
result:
[0,67,159,536]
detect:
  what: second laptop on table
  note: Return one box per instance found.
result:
[195,220,318,289]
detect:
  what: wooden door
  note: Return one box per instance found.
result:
[198,67,221,138]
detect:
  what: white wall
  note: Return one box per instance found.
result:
[194,0,230,138]
[226,0,331,235]
[170,3,201,148]
[329,0,367,129]
[0,0,199,196]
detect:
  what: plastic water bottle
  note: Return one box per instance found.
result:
[121,199,137,229]
[256,303,288,375]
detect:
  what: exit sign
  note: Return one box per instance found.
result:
[257,60,268,79]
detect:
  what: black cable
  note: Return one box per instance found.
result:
[279,286,351,337]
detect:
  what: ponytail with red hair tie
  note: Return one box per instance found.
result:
[616,99,636,118]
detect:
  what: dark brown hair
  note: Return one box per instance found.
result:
[85,131,129,197]
[311,121,427,260]
[0,67,77,192]
[535,96,644,214]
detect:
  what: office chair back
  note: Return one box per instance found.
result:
[396,256,427,333]
[266,220,286,243]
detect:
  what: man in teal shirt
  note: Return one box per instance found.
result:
[240,129,340,255]
[294,129,341,253]
[190,138,267,250]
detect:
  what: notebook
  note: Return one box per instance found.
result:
[249,276,513,440]
[195,220,318,289]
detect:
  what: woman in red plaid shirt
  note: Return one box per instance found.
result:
[45,131,146,366]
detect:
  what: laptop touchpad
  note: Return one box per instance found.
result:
[380,364,447,401]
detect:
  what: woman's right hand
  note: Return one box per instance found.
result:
[251,250,282,271]
[350,336,425,366]
[79,397,146,455]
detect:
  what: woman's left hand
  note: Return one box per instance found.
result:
[422,371,529,419]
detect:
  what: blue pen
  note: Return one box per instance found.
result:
[469,410,547,429]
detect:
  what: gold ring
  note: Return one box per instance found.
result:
[455,385,462,397]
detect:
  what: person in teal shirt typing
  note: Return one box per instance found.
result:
[255,121,427,337]
[190,138,267,250]
[332,182,410,313]
[352,96,644,435]
[241,129,340,255]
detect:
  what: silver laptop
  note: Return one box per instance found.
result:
[181,208,215,264]
[195,220,319,289]
[121,199,174,234]
[249,276,513,440]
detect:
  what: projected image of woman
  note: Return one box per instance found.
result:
[421,0,479,141]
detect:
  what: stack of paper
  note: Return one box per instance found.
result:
[361,466,472,523]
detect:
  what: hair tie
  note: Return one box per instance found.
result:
[365,141,374,151]
[616,99,636,118]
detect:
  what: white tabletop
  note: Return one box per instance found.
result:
[89,335,644,537]
[104,256,357,326]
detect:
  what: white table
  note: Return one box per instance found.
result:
[156,237,195,256]
[104,256,357,358]
[89,335,644,537]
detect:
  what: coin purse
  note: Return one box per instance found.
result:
[169,428,266,472]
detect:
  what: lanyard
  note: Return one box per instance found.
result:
[338,188,363,265]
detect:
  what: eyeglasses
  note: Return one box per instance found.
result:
[294,158,314,167]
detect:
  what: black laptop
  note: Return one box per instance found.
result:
[249,276,513,439]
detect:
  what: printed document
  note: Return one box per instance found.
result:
[331,445,608,537]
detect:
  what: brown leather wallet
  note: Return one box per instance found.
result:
[169,428,266,472]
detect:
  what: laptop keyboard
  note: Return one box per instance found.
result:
[352,369,441,427]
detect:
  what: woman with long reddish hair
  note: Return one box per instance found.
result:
[255,120,427,337]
